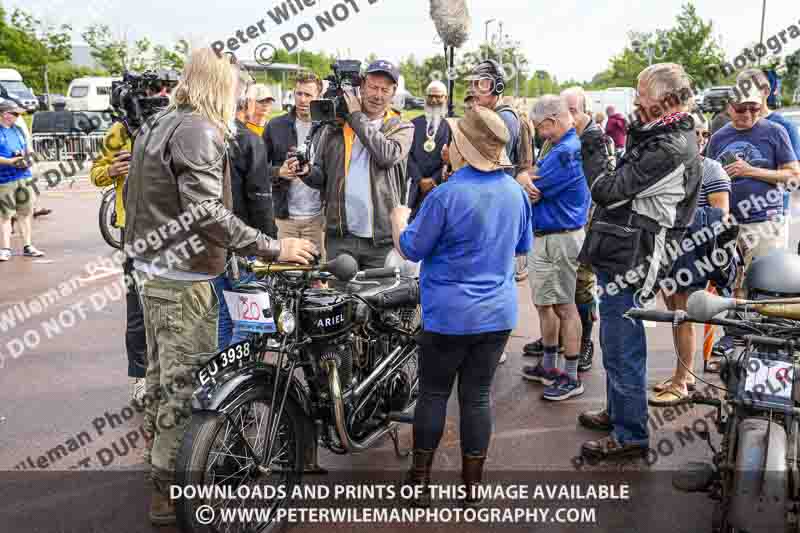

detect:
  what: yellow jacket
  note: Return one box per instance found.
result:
[89,122,131,228]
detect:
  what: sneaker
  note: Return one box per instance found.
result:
[0,248,11,262]
[498,351,507,364]
[130,377,146,404]
[521,363,561,386]
[577,340,594,372]
[23,245,45,257]
[522,338,565,357]
[543,374,585,401]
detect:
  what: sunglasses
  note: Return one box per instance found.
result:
[4,111,21,117]
[731,103,762,115]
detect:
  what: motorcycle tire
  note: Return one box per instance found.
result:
[175,389,306,533]
[99,189,123,250]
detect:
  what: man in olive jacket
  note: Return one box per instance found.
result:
[294,60,414,269]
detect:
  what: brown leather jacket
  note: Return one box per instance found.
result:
[124,106,281,276]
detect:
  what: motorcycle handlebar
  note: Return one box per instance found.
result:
[625,308,682,323]
[358,267,398,280]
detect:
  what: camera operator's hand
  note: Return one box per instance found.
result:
[108,151,131,178]
[278,238,318,265]
[342,88,362,115]
[11,156,28,169]
[279,158,299,181]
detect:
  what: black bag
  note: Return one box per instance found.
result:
[582,219,642,275]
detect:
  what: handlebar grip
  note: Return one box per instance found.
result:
[625,308,677,323]
[360,267,398,280]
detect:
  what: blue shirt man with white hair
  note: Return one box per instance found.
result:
[407,80,451,216]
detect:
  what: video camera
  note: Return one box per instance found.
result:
[310,60,362,123]
[110,69,179,135]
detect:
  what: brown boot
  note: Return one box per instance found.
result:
[150,481,176,525]
[461,454,487,507]
[403,449,435,508]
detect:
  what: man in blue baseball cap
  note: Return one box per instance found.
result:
[294,59,414,269]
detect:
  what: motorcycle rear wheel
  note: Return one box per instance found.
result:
[175,390,306,533]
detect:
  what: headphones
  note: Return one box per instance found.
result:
[480,60,506,96]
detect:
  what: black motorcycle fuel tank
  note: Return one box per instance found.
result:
[300,289,354,338]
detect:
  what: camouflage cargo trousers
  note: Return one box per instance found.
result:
[138,275,220,489]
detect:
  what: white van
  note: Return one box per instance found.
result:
[587,87,636,118]
[66,77,120,111]
[0,68,38,113]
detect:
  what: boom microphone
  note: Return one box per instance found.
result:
[430,0,471,49]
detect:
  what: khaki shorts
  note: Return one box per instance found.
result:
[529,229,585,306]
[735,219,786,290]
[0,179,36,219]
[276,212,326,262]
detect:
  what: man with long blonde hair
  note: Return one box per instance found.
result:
[124,47,316,525]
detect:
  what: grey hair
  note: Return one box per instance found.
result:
[638,63,694,109]
[561,86,591,114]
[531,94,569,124]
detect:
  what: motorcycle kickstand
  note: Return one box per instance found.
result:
[389,425,410,459]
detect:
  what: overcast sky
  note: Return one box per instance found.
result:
[6,0,800,82]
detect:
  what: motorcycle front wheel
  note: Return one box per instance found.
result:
[175,390,306,533]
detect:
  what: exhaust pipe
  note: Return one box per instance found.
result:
[323,358,397,453]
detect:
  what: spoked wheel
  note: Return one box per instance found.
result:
[99,189,122,250]
[175,391,306,533]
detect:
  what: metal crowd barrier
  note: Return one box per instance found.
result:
[31,134,105,162]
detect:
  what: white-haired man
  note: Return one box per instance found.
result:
[518,95,590,401]
[408,80,451,217]
[521,87,615,373]
[577,63,703,461]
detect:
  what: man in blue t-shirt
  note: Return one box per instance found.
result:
[0,99,44,261]
[517,95,590,401]
[707,89,800,295]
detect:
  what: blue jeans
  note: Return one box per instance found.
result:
[596,270,649,446]
[413,330,510,455]
[211,272,257,349]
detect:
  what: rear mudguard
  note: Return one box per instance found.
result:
[728,417,788,532]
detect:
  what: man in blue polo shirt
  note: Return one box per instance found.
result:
[0,99,44,261]
[517,95,590,401]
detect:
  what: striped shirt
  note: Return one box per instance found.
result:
[696,157,731,208]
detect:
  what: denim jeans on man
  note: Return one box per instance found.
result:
[413,330,510,455]
[595,270,649,446]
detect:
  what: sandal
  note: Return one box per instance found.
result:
[653,376,696,393]
[649,382,690,407]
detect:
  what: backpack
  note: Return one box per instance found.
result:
[494,104,531,176]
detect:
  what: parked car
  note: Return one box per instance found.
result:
[37,93,67,111]
[406,95,425,110]
[782,108,800,138]
[701,86,734,114]
[0,68,38,113]
[66,77,120,111]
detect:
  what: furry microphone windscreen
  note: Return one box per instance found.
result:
[430,0,471,49]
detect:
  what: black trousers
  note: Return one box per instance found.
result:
[121,231,146,378]
[413,329,510,455]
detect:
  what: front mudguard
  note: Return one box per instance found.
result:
[191,362,315,439]
[728,417,788,532]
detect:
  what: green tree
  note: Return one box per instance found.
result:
[664,3,726,87]
[82,25,129,74]
[0,7,72,93]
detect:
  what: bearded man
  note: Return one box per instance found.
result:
[408,80,451,217]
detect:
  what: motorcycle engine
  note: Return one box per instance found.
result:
[316,338,355,390]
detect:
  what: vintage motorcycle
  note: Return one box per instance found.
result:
[628,252,800,533]
[174,254,421,533]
